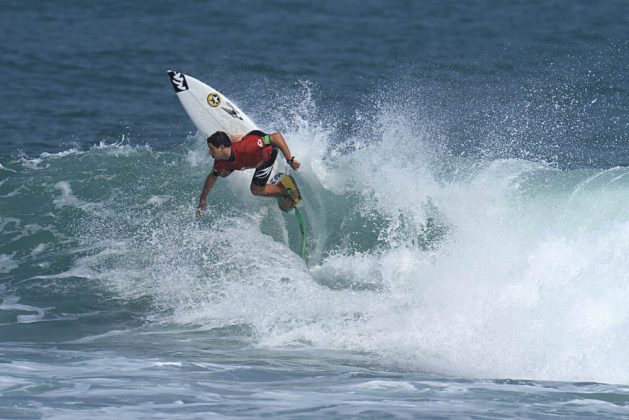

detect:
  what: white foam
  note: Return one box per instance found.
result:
[17,148,84,169]
[255,102,629,384]
[151,362,183,368]
[90,138,152,157]
[53,181,100,211]
[0,163,17,173]
[31,244,48,256]
[64,329,129,344]
[355,380,417,391]
[145,195,172,206]
[71,88,629,386]
[40,148,82,159]
[0,298,46,323]
[0,253,18,273]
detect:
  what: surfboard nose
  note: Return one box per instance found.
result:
[167,70,189,92]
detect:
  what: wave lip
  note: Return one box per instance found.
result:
[2,84,629,387]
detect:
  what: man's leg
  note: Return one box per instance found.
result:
[250,149,283,197]
[250,183,285,197]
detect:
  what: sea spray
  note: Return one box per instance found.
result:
[3,86,629,385]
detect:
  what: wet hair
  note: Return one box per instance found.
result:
[207,131,231,148]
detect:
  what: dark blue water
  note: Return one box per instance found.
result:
[3,0,627,166]
[2,0,629,418]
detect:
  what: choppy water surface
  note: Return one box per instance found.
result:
[2,0,629,418]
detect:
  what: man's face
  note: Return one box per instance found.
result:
[208,144,221,159]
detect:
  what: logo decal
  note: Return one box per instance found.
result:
[269,172,283,184]
[221,102,243,120]
[207,93,221,107]
[255,166,273,179]
[168,71,189,92]
[257,139,264,148]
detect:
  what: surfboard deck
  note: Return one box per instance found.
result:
[167,70,256,137]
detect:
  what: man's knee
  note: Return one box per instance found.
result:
[250,184,264,196]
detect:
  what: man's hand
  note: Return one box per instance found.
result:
[196,201,207,218]
[197,174,218,218]
[289,158,301,171]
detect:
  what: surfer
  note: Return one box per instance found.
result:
[196,130,301,217]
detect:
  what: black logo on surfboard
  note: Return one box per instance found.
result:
[168,71,189,92]
[221,102,243,120]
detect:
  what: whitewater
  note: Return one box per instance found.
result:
[2,82,629,417]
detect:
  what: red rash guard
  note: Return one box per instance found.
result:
[212,132,274,175]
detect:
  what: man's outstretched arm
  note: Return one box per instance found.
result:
[197,173,218,217]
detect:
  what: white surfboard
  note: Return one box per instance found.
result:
[167,70,257,137]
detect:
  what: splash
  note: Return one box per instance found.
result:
[5,83,629,385]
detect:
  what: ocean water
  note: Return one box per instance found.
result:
[2,0,629,418]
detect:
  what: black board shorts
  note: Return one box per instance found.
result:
[248,130,278,187]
